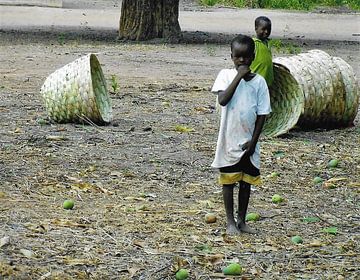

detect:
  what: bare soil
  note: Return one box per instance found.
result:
[61,0,202,10]
[0,6,359,280]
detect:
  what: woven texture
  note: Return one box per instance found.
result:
[263,63,304,137]
[264,49,359,136]
[41,54,112,124]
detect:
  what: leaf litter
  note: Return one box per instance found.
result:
[0,35,359,279]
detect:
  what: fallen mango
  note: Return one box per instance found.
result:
[223,263,242,275]
[291,235,303,244]
[272,194,283,203]
[204,213,217,224]
[245,212,260,221]
[175,268,189,280]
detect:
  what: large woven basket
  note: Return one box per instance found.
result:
[262,63,304,137]
[263,49,359,136]
[41,54,112,124]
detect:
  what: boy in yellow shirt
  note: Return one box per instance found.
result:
[250,16,274,87]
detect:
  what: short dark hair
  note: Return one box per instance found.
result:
[255,16,271,27]
[231,34,255,54]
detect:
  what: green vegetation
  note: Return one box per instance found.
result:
[269,39,301,54]
[110,74,119,93]
[323,227,338,235]
[205,44,217,56]
[36,118,49,125]
[57,33,66,45]
[200,0,360,11]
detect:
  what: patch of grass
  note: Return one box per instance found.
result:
[2,144,13,151]
[269,39,301,54]
[110,75,119,93]
[200,0,360,10]
[200,0,218,6]
[36,118,49,125]
[57,33,66,45]
[259,0,313,10]
[205,44,217,56]
[202,0,259,7]
[174,125,194,133]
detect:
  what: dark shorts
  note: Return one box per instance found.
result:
[220,155,260,176]
[218,155,261,186]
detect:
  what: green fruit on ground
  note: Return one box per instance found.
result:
[327,159,339,168]
[313,176,323,184]
[272,194,283,203]
[63,199,75,210]
[175,268,189,280]
[270,171,279,178]
[323,227,338,235]
[204,213,217,224]
[223,263,242,275]
[291,235,303,244]
[245,212,260,221]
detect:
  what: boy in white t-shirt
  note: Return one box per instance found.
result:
[212,35,271,235]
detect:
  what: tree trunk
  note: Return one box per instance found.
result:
[119,0,181,42]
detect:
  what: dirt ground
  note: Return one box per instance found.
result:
[61,0,202,10]
[0,4,360,279]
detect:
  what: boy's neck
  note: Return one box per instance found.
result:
[257,37,269,44]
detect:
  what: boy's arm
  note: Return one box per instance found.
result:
[243,75,271,156]
[242,114,267,157]
[218,65,250,106]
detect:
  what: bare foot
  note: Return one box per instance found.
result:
[226,223,241,235]
[238,223,256,234]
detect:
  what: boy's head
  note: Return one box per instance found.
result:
[255,16,271,41]
[230,35,255,69]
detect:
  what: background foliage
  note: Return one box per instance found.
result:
[200,0,360,10]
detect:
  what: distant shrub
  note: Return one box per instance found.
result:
[200,0,217,6]
[259,0,313,10]
[200,0,360,10]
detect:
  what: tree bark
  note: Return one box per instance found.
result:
[119,0,181,42]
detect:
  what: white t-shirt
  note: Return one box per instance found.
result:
[211,68,271,169]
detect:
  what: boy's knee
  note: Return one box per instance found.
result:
[223,184,235,188]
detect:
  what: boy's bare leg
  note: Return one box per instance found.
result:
[237,182,256,234]
[223,184,241,235]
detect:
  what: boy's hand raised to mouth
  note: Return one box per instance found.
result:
[237,64,251,77]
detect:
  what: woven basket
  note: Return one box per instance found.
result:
[41,54,112,124]
[263,63,304,137]
[263,49,359,136]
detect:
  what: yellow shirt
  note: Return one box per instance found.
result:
[250,38,274,87]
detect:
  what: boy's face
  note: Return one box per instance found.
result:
[255,20,271,40]
[231,42,254,69]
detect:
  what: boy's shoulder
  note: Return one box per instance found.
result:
[253,37,268,46]
[253,73,268,85]
[216,68,237,78]
[219,68,237,74]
